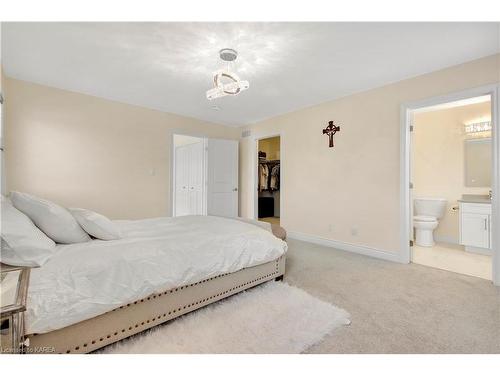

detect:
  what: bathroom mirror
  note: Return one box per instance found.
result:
[464,138,491,187]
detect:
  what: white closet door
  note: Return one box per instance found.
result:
[188,141,205,215]
[207,139,239,217]
[174,145,190,216]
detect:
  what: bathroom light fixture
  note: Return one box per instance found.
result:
[464,121,491,134]
[206,49,249,100]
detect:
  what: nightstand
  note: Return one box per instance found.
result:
[1,264,30,354]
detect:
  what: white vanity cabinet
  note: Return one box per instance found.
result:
[459,202,492,255]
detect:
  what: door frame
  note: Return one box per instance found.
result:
[400,84,500,285]
[252,132,284,221]
[171,132,208,217]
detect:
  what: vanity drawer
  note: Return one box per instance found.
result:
[459,202,492,215]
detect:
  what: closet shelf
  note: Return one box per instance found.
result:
[259,159,280,164]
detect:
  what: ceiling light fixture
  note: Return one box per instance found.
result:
[206,48,249,100]
[464,121,491,134]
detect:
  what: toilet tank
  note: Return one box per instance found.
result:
[414,198,447,219]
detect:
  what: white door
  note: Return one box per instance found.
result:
[175,145,190,216]
[461,213,490,249]
[188,141,205,215]
[207,139,239,217]
[174,142,205,216]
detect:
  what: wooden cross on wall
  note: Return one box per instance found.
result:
[322,120,341,148]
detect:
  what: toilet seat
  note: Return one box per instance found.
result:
[413,215,437,222]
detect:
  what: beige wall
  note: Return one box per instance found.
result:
[259,136,280,160]
[240,54,500,254]
[413,101,491,244]
[3,78,239,219]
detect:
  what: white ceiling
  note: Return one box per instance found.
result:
[2,22,499,126]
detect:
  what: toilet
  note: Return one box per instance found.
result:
[413,198,447,247]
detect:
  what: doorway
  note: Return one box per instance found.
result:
[411,96,493,279]
[257,136,281,226]
[401,85,500,285]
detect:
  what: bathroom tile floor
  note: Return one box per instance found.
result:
[412,242,492,280]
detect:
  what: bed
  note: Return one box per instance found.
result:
[24,215,287,354]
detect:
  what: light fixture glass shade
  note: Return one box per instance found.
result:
[206,69,249,100]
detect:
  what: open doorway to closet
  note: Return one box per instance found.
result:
[257,136,281,226]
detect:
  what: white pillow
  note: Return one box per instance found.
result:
[1,200,56,267]
[10,191,91,244]
[70,208,122,240]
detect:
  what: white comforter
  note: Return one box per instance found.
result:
[26,215,287,334]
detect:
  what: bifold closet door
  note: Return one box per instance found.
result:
[187,141,205,215]
[174,142,205,216]
[207,139,239,217]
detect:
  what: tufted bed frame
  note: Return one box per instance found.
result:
[26,255,286,354]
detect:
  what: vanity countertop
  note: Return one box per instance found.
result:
[458,194,492,204]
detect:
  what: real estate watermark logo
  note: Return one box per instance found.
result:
[1,346,56,354]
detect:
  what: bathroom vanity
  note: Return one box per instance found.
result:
[459,195,492,255]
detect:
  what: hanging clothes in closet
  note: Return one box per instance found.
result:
[258,160,280,219]
[259,163,269,192]
[258,161,280,192]
[269,164,280,191]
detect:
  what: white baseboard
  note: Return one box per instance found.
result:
[287,231,404,263]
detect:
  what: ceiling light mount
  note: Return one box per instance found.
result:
[206,48,249,100]
[219,48,238,62]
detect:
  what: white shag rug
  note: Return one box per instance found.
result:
[100,281,350,354]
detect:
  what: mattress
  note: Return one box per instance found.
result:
[26,215,287,335]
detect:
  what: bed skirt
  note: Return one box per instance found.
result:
[26,255,286,354]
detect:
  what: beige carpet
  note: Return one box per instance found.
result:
[284,238,500,353]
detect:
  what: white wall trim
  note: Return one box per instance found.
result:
[252,131,284,221]
[287,231,403,263]
[400,83,500,285]
[492,85,500,286]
